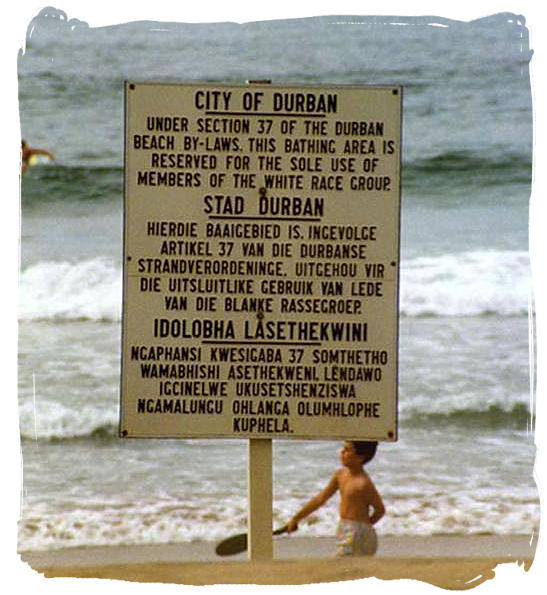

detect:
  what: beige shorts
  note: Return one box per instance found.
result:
[335,520,378,557]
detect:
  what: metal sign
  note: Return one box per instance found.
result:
[120,82,401,440]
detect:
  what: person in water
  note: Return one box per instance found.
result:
[286,440,385,556]
[21,139,54,173]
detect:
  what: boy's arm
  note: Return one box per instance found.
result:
[29,147,54,159]
[368,479,386,525]
[286,471,339,533]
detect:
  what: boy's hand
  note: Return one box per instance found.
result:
[286,518,299,533]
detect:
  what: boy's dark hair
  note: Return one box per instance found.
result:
[351,441,378,464]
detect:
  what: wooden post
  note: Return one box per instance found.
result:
[247,438,273,560]
[246,78,274,562]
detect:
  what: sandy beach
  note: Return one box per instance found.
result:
[19,534,536,589]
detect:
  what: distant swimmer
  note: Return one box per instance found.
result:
[21,139,54,173]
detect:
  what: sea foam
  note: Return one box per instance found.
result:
[19,257,122,322]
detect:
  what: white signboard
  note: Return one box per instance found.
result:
[120,82,401,440]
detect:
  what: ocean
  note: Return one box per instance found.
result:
[17,9,537,552]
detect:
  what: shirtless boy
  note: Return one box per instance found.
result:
[21,139,54,173]
[286,441,385,556]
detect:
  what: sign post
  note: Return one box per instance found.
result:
[248,438,273,560]
[121,81,402,560]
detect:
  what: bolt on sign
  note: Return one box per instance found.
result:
[120,82,402,441]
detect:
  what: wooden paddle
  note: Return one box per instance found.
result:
[215,525,288,556]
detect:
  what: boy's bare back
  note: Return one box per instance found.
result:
[286,441,385,534]
[336,466,384,524]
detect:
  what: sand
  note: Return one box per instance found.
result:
[19,534,537,589]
